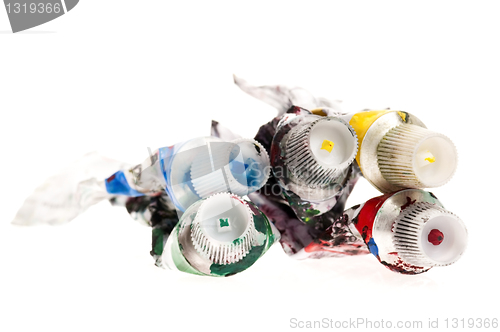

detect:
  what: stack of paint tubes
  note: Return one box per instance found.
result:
[13,81,467,277]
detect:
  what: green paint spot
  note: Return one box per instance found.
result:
[253,214,267,233]
[301,208,321,223]
[268,232,275,245]
[219,218,229,227]
[210,213,270,277]
[210,245,265,277]
[305,208,321,216]
[232,238,242,245]
[152,228,164,256]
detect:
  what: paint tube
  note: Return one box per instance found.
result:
[298,189,467,274]
[162,192,280,277]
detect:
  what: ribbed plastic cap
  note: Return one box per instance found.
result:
[393,202,467,267]
[190,139,270,198]
[284,117,358,187]
[377,124,458,188]
[190,193,257,265]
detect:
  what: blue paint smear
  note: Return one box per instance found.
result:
[367,238,379,257]
[229,160,247,175]
[105,171,144,197]
[229,157,263,189]
[159,145,184,212]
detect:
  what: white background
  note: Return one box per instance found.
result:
[1,1,499,331]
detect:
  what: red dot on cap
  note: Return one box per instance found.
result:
[428,229,444,246]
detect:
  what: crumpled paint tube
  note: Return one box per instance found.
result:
[233,75,343,116]
[296,189,467,273]
[162,192,280,276]
[348,110,458,193]
[352,189,467,274]
[270,107,358,221]
[105,136,270,216]
[12,152,130,226]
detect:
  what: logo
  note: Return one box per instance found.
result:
[3,0,78,33]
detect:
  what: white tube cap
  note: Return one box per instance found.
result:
[377,124,458,188]
[190,139,270,198]
[190,193,257,265]
[393,202,468,267]
[285,117,358,187]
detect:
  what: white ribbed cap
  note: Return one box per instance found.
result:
[190,193,257,265]
[190,139,270,198]
[284,117,358,187]
[377,124,458,188]
[393,202,467,267]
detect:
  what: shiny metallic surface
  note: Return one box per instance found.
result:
[359,111,426,193]
[272,113,355,202]
[177,206,213,275]
[371,189,443,266]
[393,202,466,267]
